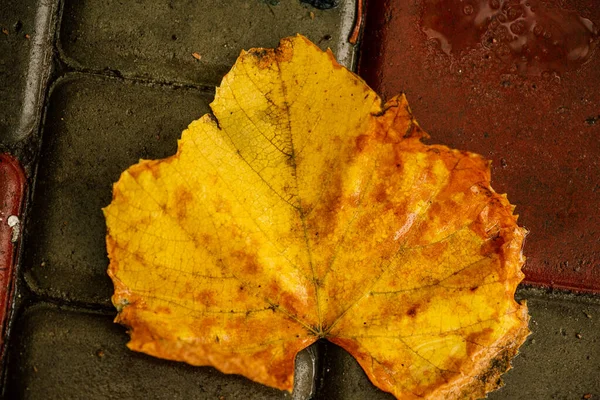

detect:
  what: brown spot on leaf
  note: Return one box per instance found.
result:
[175,187,194,219]
[373,183,388,203]
[480,234,506,257]
[421,240,450,261]
[307,160,344,233]
[466,328,494,357]
[231,250,262,275]
[196,290,217,307]
[406,305,419,317]
[355,134,370,153]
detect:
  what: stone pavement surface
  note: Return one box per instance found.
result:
[23,74,213,305]
[5,304,287,400]
[59,0,357,86]
[1,0,599,399]
[0,0,36,142]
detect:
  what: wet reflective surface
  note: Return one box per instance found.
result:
[360,0,600,292]
[421,0,599,75]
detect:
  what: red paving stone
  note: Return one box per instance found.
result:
[0,154,26,360]
[359,0,600,292]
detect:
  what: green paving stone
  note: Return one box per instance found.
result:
[5,304,290,400]
[315,288,600,399]
[23,73,212,305]
[59,0,356,87]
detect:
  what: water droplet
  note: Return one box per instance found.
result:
[464,4,474,15]
[507,7,522,21]
[533,24,544,36]
[510,20,526,35]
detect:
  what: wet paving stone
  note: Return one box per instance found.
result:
[358,0,600,292]
[0,0,37,143]
[489,289,600,400]
[59,0,355,87]
[5,303,290,400]
[23,73,213,305]
[315,288,600,399]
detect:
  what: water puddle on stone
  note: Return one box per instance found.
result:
[421,0,599,76]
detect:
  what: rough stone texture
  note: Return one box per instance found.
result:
[5,304,290,399]
[489,289,600,400]
[23,74,213,305]
[0,0,36,143]
[316,288,600,399]
[59,0,355,87]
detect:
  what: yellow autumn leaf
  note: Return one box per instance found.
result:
[104,35,529,399]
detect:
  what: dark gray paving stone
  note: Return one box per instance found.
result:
[23,73,212,305]
[315,288,600,399]
[58,0,356,87]
[489,289,600,400]
[316,341,394,400]
[0,0,36,143]
[5,303,291,399]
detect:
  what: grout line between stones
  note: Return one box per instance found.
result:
[53,65,218,96]
[517,284,600,305]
